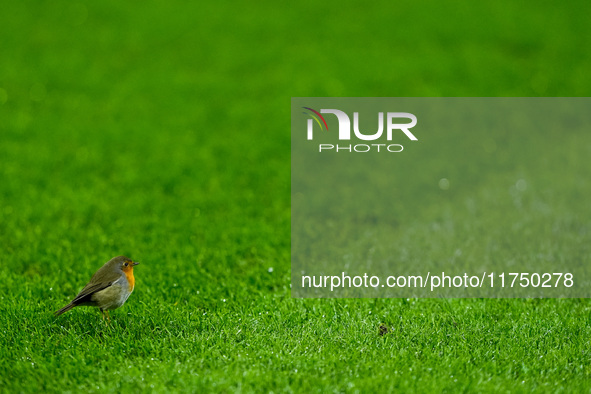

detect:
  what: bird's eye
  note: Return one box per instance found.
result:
[124,262,129,267]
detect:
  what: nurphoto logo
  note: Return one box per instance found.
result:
[302,107,418,153]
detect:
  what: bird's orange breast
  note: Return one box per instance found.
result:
[123,267,135,291]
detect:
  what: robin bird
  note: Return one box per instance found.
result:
[55,255,139,321]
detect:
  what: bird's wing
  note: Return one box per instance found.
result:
[71,269,122,304]
[71,282,114,304]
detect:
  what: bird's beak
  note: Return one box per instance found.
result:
[132,261,140,266]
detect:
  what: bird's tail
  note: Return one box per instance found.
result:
[54,302,75,316]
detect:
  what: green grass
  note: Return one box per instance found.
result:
[1,0,590,392]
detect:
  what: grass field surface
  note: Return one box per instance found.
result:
[1,0,590,392]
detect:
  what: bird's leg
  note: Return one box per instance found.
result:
[101,309,111,325]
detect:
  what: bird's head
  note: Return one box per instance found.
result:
[109,255,139,273]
